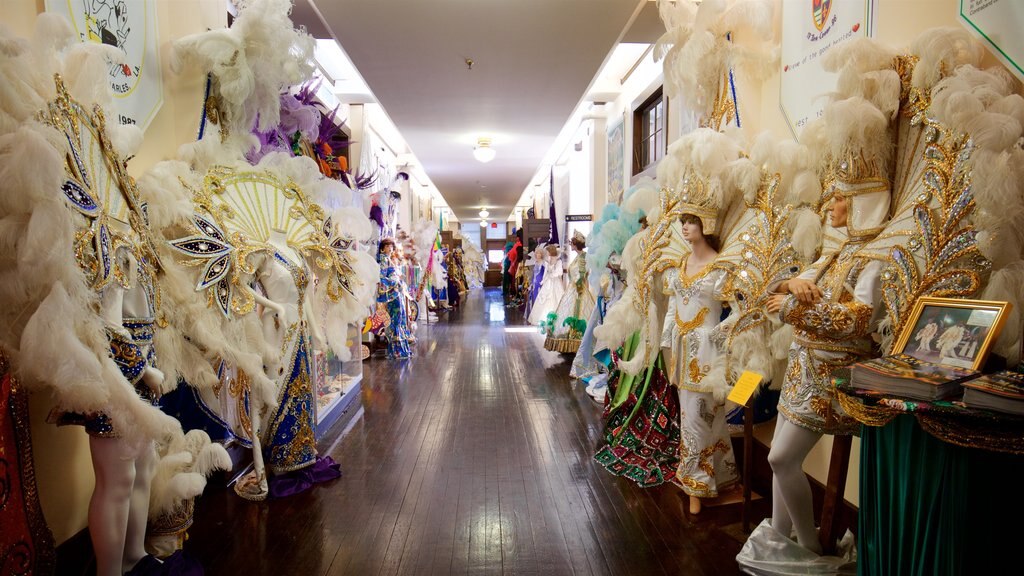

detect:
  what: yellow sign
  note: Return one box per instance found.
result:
[727,371,763,406]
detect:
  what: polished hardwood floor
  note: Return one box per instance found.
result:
[186,288,766,575]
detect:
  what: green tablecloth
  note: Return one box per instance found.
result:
[859,414,1024,575]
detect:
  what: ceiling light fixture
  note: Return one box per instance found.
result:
[473,137,496,163]
[479,208,490,219]
[479,219,488,228]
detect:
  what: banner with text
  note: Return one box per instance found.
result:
[959,0,1024,82]
[780,0,875,139]
[46,0,164,132]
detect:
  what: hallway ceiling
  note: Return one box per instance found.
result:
[296,0,652,222]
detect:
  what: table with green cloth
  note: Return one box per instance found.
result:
[835,375,1024,575]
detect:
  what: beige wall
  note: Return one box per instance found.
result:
[1,0,224,545]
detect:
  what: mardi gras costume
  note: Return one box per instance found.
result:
[378,252,414,359]
[543,245,596,354]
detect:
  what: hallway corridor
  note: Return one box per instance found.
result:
[187,288,754,575]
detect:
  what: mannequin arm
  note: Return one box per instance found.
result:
[303,295,327,350]
[251,289,286,319]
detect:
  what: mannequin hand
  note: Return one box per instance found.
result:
[785,278,822,304]
[765,294,788,314]
[142,366,165,394]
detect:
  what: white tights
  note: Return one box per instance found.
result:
[89,436,157,576]
[767,416,823,554]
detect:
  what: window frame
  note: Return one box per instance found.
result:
[632,86,667,176]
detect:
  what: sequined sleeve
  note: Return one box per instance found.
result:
[711,268,731,302]
[661,289,677,348]
[778,259,883,340]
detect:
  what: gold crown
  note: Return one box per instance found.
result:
[671,171,721,235]
[830,152,889,197]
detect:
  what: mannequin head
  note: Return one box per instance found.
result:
[570,237,586,253]
[680,213,718,251]
[545,245,559,259]
[380,238,396,256]
[829,194,849,228]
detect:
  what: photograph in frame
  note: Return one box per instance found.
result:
[893,297,1012,371]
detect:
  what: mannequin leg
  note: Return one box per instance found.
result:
[767,417,823,554]
[123,441,157,568]
[769,417,793,538]
[89,436,137,576]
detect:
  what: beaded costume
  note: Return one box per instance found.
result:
[661,265,738,496]
[544,251,596,353]
[377,252,414,359]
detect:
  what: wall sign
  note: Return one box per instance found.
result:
[959,0,1024,81]
[46,0,164,132]
[565,214,593,222]
[780,0,875,139]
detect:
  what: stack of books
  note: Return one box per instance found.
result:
[962,371,1024,416]
[850,354,981,401]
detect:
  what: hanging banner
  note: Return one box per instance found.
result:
[606,119,625,204]
[959,0,1024,82]
[780,0,875,139]
[45,0,163,132]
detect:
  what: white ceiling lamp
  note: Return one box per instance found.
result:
[479,208,490,219]
[473,137,496,163]
[479,219,488,228]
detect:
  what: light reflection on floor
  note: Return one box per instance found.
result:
[487,301,506,322]
[503,326,538,334]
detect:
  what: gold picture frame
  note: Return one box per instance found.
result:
[893,297,1012,371]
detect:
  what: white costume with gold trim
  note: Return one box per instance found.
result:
[661,265,738,496]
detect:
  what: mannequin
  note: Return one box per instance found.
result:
[260,229,324,470]
[543,232,596,353]
[88,251,164,575]
[377,238,414,358]
[765,193,884,553]
[528,245,565,325]
[661,214,737,515]
[236,229,324,497]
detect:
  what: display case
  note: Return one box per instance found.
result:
[312,323,363,435]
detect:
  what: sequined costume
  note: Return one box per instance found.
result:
[776,243,884,436]
[262,252,319,474]
[659,265,738,496]
[52,260,161,438]
[524,251,545,319]
[543,252,595,353]
[377,253,414,359]
[570,269,624,382]
[528,256,564,325]
[593,346,682,488]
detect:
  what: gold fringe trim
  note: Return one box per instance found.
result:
[837,389,900,427]
[838,389,1024,455]
[544,337,581,354]
[149,498,195,537]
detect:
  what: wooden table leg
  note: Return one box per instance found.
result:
[818,434,853,555]
[742,403,753,532]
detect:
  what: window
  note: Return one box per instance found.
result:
[488,249,505,265]
[633,87,666,175]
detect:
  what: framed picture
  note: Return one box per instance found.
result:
[893,297,1012,371]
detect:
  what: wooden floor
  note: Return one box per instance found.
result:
[186,288,766,575]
